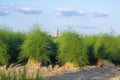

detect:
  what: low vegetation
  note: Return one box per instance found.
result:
[0,68,42,80]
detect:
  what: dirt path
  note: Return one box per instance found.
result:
[43,67,120,80]
[1,62,120,80]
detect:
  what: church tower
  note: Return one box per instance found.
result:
[55,28,59,38]
[57,28,59,37]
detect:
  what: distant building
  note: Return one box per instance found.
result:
[56,28,59,37]
[54,28,59,39]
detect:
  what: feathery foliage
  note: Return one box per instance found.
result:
[19,25,56,65]
[0,27,11,65]
[56,30,88,67]
[82,35,97,64]
[8,32,25,63]
[0,41,9,65]
[0,26,25,65]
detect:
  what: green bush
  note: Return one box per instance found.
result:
[0,27,11,65]
[102,34,120,63]
[93,34,106,60]
[56,30,88,67]
[0,27,10,42]
[19,26,56,65]
[82,33,120,65]
[83,35,97,64]
[8,32,25,63]
[0,26,25,65]
[93,34,112,61]
[93,33,120,63]
[0,41,9,65]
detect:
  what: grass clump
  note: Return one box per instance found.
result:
[86,33,120,64]
[0,41,9,65]
[19,25,56,65]
[8,32,25,63]
[82,35,97,64]
[0,27,11,65]
[0,26,25,65]
[0,68,42,80]
[100,34,120,63]
[83,33,120,64]
[56,30,88,67]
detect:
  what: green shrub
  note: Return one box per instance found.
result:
[0,41,9,65]
[82,33,120,65]
[93,33,120,63]
[8,32,25,63]
[56,30,88,67]
[0,27,11,65]
[83,35,97,64]
[93,34,106,60]
[0,26,25,65]
[93,34,111,61]
[19,26,56,65]
[0,27,11,43]
[102,34,120,63]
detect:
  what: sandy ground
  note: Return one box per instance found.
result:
[43,67,120,80]
[1,63,120,80]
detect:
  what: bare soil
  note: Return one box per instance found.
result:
[0,63,120,80]
[44,66,120,80]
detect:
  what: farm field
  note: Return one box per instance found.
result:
[1,25,120,80]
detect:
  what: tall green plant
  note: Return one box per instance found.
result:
[93,34,106,60]
[8,32,25,63]
[83,35,97,64]
[0,27,11,65]
[19,26,56,65]
[0,26,25,65]
[57,30,88,67]
[0,41,9,65]
[102,34,120,63]
[93,33,120,62]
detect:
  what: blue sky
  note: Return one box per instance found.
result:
[0,0,120,35]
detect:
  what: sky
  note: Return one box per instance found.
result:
[0,0,120,35]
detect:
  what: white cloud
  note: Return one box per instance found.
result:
[15,7,42,14]
[57,8,86,17]
[93,12,110,17]
[0,6,10,15]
